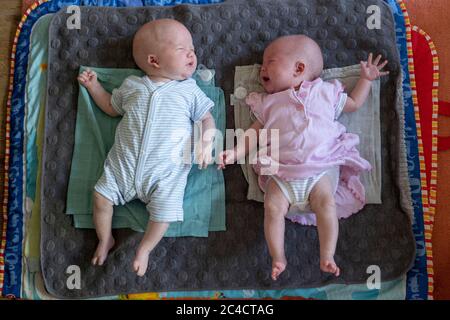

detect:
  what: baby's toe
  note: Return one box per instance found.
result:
[320,259,340,277]
[137,267,146,277]
[132,260,140,273]
[271,261,286,281]
[333,265,341,277]
[135,264,145,277]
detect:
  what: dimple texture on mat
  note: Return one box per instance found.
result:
[41,0,415,298]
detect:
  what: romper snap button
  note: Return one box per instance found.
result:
[260,157,270,165]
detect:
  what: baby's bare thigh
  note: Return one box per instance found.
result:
[264,179,290,215]
[308,174,335,210]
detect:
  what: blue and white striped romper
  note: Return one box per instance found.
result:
[94,75,214,222]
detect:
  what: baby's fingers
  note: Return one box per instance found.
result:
[373,54,382,66]
[80,70,93,79]
[377,59,388,70]
[216,154,224,168]
[217,152,228,168]
[367,52,373,65]
[379,71,390,77]
[217,152,226,164]
[77,75,88,83]
[201,154,212,169]
[84,69,96,78]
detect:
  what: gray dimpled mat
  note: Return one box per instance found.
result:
[42,0,415,298]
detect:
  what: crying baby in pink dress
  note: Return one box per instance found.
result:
[217,35,389,280]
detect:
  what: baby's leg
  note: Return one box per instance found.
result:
[133,220,169,277]
[309,175,340,276]
[264,179,290,280]
[92,191,115,266]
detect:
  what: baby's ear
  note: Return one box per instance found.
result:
[147,54,160,68]
[295,61,305,76]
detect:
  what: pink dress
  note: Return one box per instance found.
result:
[246,78,372,225]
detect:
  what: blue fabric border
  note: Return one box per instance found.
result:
[383,0,428,300]
[4,1,52,299]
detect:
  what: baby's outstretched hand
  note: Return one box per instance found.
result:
[78,69,99,89]
[197,142,214,170]
[217,149,236,170]
[360,53,389,81]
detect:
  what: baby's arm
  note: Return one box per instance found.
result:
[201,112,215,138]
[78,69,120,117]
[343,53,389,113]
[197,111,216,169]
[217,119,263,169]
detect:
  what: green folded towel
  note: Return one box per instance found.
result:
[66,66,226,236]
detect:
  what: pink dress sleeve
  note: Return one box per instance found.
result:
[328,79,348,120]
[245,92,266,125]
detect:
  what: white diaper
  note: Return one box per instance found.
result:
[272,167,340,214]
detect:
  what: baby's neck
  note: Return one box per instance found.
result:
[294,81,303,91]
[147,74,172,83]
[294,76,320,91]
[294,79,309,91]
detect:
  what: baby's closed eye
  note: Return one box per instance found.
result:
[177,47,195,52]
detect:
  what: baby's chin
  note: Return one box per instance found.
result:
[262,83,278,94]
[261,79,286,94]
[261,82,273,93]
[179,67,196,80]
[173,71,195,81]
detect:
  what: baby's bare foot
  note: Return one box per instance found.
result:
[91,236,115,266]
[133,248,151,277]
[320,256,340,277]
[271,258,287,281]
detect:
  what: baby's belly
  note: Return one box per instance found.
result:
[108,116,193,183]
[266,133,306,164]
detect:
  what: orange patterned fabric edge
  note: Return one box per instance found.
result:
[412,24,440,300]
[398,0,437,300]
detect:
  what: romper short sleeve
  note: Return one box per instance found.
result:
[328,79,348,120]
[245,92,266,125]
[110,76,142,115]
[190,84,214,122]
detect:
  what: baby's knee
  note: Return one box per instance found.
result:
[310,190,336,213]
[264,200,288,218]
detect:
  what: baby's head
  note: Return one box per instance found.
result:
[133,19,197,81]
[260,35,324,94]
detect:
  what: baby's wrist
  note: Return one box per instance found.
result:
[87,80,101,91]
[202,136,215,145]
[235,148,245,161]
[359,76,373,84]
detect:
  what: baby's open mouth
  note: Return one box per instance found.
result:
[262,76,270,82]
